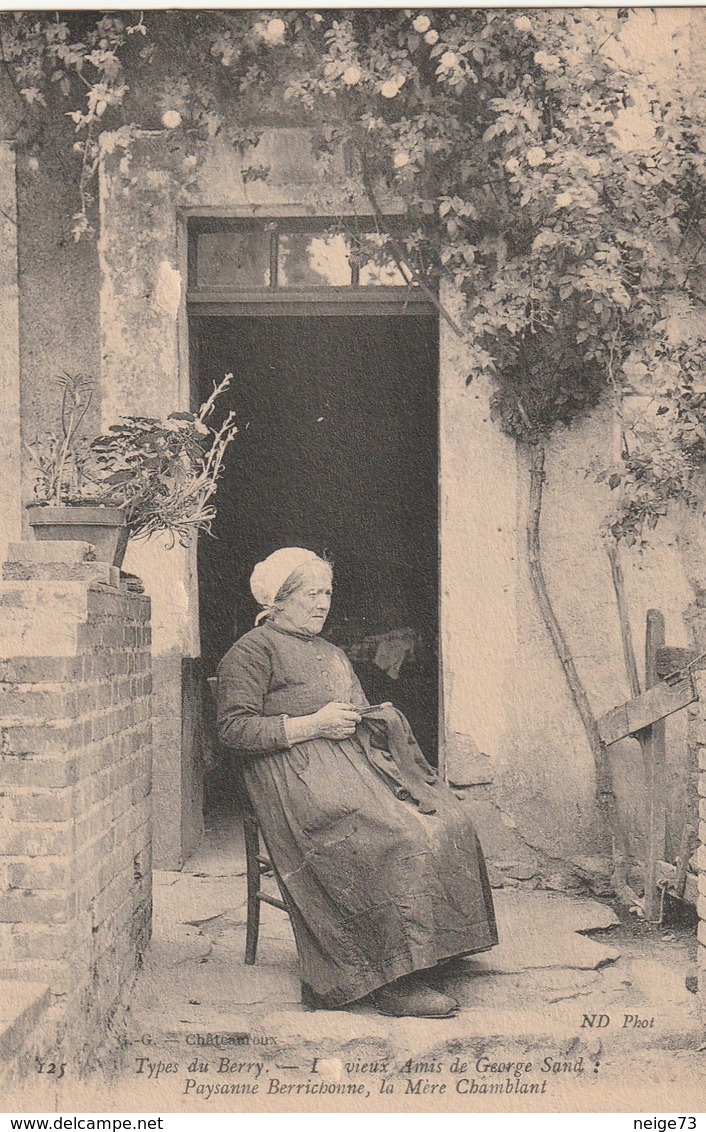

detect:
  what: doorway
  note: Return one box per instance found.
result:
[194,313,439,801]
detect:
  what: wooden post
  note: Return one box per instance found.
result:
[643,609,667,923]
[607,542,641,700]
[673,822,696,900]
[596,621,700,914]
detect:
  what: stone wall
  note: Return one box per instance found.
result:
[0,541,152,1076]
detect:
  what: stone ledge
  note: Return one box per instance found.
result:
[0,978,51,1064]
[3,542,124,590]
[4,562,121,587]
[6,542,96,565]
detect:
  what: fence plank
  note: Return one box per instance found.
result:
[597,674,696,745]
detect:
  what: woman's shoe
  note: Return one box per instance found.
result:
[372,980,458,1018]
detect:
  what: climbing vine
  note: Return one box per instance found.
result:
[2,10,703,477]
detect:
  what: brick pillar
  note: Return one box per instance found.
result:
[0,541,152,1066]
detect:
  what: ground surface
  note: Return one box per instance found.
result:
[13,797,703,1113]
[85,796,704,1113]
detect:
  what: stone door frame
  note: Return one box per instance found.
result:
[184,206,443,777]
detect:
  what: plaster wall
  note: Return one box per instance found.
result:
[15,143,101,508]
[98,146,199,867]
[438,287,517,778]
[442,369,697,866]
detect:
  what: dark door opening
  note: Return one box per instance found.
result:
[195,314,439,803]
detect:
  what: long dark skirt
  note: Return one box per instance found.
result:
[243,732,498,1006]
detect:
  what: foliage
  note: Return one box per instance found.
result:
[25,372,95,503]
[3,8,706,539]
[90,376,238,545]
[600,341,706,546]
[26,371,239,547]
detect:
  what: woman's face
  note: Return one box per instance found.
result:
[277,561,333,636]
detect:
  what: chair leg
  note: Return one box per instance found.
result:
[243,811,261,965]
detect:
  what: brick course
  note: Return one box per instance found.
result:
[0,541,152,1074]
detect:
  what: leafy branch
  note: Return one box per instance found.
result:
[26,372,239,548]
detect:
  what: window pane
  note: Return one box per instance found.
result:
[196,231,270,289]
[278,232,352,287]
[357,233,409,286]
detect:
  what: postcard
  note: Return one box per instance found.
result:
[1,5,704,1116]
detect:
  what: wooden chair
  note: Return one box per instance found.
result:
[207,676,290,964]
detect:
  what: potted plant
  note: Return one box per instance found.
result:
[25,372,238,568]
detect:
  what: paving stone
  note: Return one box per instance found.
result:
[496,859,539,880]
[122,823,702,1110]
[471,891,621,976]
[146,925,212,961]
[153,873,240,927]
[153,871,180,887]
[0,980,51,1064]
[519,968,603,991]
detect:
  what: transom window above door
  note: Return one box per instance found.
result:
[188,218,410,292]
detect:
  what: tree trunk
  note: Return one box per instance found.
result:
[527,443,640,905]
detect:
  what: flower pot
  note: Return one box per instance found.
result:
[27,504,129,568]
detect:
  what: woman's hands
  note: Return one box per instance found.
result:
[283,701,363,747]
[311,701,362,740]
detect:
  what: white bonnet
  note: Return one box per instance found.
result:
[250,547,321,620]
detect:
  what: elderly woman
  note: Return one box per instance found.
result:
[217,547,498,1018]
